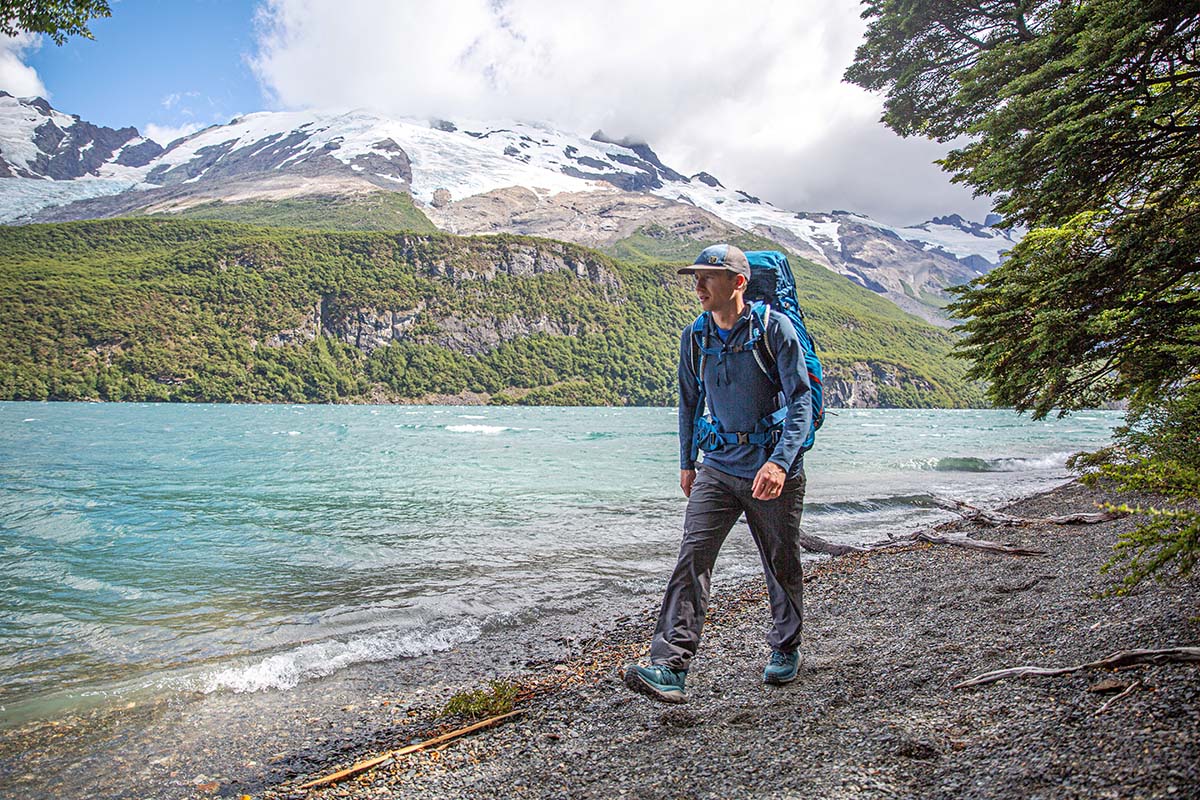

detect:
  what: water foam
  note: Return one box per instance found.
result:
[899,452,1075,472]
[445,424,509,435]
[195,622,481,694]
[990,452,1075,471]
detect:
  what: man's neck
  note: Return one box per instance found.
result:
[710,298,746,330]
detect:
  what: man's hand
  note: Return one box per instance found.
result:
[752,462,786,501]
[680,469,696,497]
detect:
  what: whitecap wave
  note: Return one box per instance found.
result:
[897,452,1075,472]
[445,424,509,435]
[990,452,1075,471]
[195,622,481,694]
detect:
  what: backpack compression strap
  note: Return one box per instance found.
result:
[688,306,786,459]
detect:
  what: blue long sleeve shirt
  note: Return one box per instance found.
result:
[678,303,812,479]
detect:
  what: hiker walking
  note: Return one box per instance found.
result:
[624,243,818,703]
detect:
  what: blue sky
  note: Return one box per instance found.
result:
[25,0,262,142]
[1,1,994,225]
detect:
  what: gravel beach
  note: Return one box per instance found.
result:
[259,480,1198,800]
[5,480,1197,800]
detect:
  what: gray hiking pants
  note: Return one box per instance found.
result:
[650,464,806,671]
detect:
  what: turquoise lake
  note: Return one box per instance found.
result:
[0,403,1121,725]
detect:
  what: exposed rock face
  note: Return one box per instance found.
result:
[0,93,161,180]
[142,132,415,189]
[423,186,742,247]
[349,140,412,184]
[433,313,579,355]
[823,360,936,408]
[115,138,165,168]
[424,240,621,288]
[824,362,881,408]
[264,242,617,355]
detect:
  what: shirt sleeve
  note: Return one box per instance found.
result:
[678,325,700,470]
[766,315,812,471]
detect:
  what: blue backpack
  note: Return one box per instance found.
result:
[688,250,825,464]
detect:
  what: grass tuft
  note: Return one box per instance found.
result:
[441,680,520,719]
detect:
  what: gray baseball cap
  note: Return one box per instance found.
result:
[677,243,751,279]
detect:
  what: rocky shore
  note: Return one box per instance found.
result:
[5,480,1196,800]
[251,481,1198,800]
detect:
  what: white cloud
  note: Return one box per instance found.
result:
[162,90,202,113]
[250,0,992,225]
[143,121,204,146]
[0,33,47,99]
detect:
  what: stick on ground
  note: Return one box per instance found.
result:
[953,647,1200,690]
[1094,680,1142,716]
[297,709,524,789]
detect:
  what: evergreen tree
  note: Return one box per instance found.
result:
[846,0,1199,589]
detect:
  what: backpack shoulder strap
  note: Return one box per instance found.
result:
[689,313,708,383]
[747,303,777,381]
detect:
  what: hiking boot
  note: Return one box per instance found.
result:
[623,664,687,704]
[763,649,802,685]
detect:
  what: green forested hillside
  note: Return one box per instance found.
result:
[0,217,985,406]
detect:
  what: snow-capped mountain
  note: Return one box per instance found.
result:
[0,94,1020,323]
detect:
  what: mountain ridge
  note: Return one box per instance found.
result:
[0,94,1019,325]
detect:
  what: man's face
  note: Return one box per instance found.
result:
[694,270,743,313]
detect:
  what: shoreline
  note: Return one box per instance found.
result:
[267,480,1199,799]
[4,479,1197,799]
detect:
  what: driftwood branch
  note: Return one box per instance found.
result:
[953,647,1200,690]
[797,527,1044,557]
[298,710,523,789]
[929,496,1028,526]
[797,531,864,556]
[931,496,1126,527]
[1043,510,1128,524]
[796,495,1125,558]
[1094,680,1142,716]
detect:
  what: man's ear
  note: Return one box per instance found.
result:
[735,274,748,291]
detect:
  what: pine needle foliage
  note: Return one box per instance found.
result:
[1072,380,1200,594]
[846,0,1200,589]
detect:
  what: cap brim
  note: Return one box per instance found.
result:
[677,265,736,275]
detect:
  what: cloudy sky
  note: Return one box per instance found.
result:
[2,0,993,225]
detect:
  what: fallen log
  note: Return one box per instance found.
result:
[798,526,1043,557]
[953,647,1200,690]
[797,531,864,556]
[796,495,1122,558]
[930,496,1126,527]
[298,709,523,789]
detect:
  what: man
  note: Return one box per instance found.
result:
[624,243,812,704]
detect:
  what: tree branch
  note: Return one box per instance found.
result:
[953,647,1200,689]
